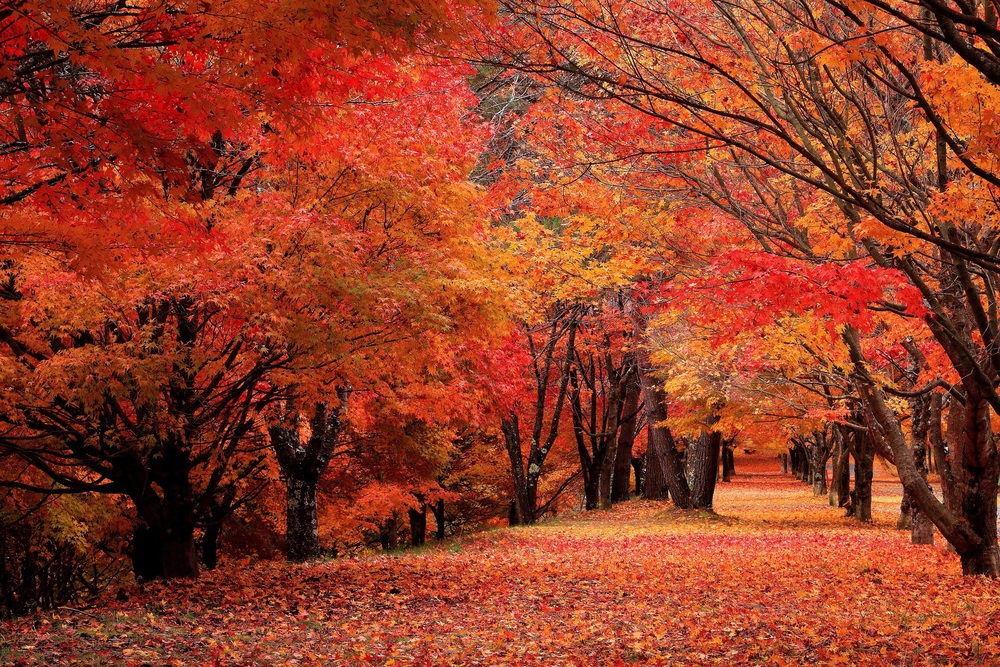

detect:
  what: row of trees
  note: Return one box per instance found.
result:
[476,0,1000,575]
[6,0,1000,618]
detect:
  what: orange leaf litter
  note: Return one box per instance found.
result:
[4,457,998,666]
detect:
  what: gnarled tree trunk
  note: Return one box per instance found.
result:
[269,389,349,562]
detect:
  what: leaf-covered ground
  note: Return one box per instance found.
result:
[4,458,999,666]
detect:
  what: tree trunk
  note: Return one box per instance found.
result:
[779,452,789,474]
[633,306,691,507]
[721,442,735,482]
[911,506,935,545]
[789,443,809,482]
[832,437,850,508]
[597,442,615,510]
[584,461,601,510]
[812,467,828,496]
[286,478,321,562]
[896,344,935,545]
[132,523,163,581]
[162,526,199,579]
[635,373,691,506]
[380,514,398,551]
[961,542,1000,576]
[929,393,952,506]
[643,423,669,500]
[408,503,426,547]
[909,397,933,545]
[953,397,1000,574]
[270,393,349,562]
[631,455,645,497]
[433,498,446,541]
[809,434,829,496]
[201,522,221,571]
[131,487,199,580]
[854,430,874,523]
[612,380,641,502]
[688,430,722,509]
[501,413,533,525]
[844,328,998,574]
[897,491,913,530]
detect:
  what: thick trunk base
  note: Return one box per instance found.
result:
[688,430,721,509]
[286,479,321,562]
[409,505,427,547]
[960,543,1000,576]
[132,523,199,580]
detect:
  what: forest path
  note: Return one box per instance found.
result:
[4,458,998,666]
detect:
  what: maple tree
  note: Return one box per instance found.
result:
[0,0,504,587]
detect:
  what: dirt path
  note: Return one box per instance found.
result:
[3,458,997,666]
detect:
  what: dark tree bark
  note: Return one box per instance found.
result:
[201,523,221,571]
[688,429,722,509]
[853,428,874,524]
[199,487,236,571]
[844,328,1000,573]
[433,498,446,541]
[285,478,320,561]
[581,459,602,511]
[789,439,811,483]
[631,455,645,497]
[130,470,201,580]
[779,452,789,474]
[269,389,349,562]
[897,491,913,530]
[132,521,198,581]
[612,375,642,502]
[928,394,957,519]
[899,339,935,545]
[948,396,1000,573]
[908,402,934,544]
[380,514,398,551]
[408,502,427,547]
[807,429,831,496]
[642,422,669,501]
[721,439,735,482]
[830,427,851,508]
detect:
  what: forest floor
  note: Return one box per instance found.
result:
[3,457,1000,666]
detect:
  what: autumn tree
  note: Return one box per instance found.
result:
[0,0,499,581]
